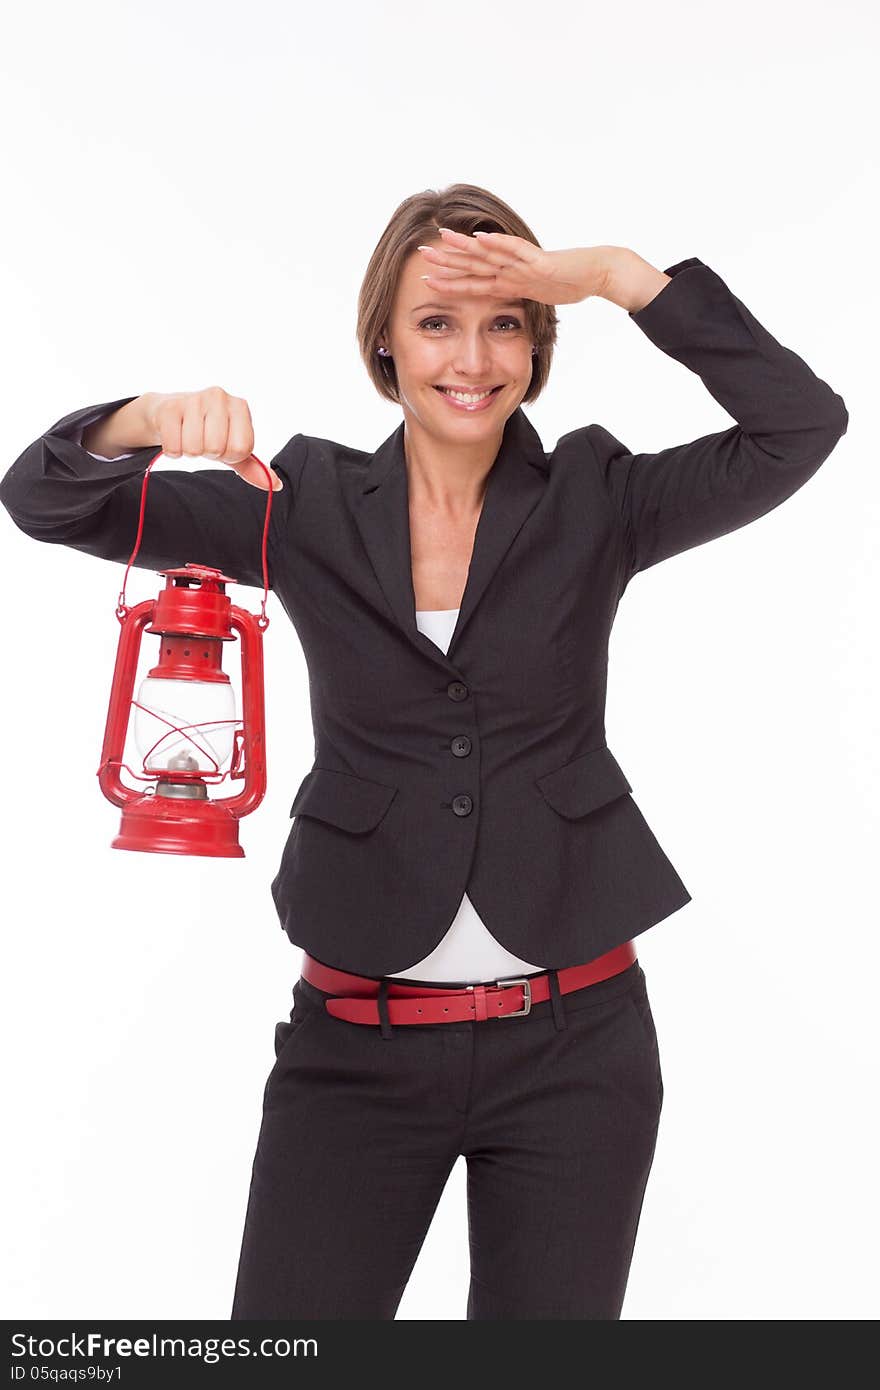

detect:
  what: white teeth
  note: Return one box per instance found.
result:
[439,387,494,403]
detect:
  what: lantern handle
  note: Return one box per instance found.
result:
[115,451,275,630]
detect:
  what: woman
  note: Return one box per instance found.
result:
[0,183,848,1319]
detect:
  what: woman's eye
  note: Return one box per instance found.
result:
[419,317,522,332]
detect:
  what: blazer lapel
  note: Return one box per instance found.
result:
[354,405,549,670]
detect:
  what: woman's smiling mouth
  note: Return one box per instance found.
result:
[433,385,503,412]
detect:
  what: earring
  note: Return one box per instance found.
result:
[531,346,538,356]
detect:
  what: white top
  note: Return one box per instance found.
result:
[386,608,545,984]
[76,430,547,984]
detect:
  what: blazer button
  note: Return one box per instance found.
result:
[452,794,473,816]
[451,735,472,757]
[447,680,469,702]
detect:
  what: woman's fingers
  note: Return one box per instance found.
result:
[417,229,544,299]
[434,227,538,268]
[223,395,256,464]
[180,392,210,459]
[233,456,284,491]
[201,391,231,459]
[419,232,597,307]
[418,250,492,281]
[421,261,490,280]
[152,394,182,457]
[149,387,279,490]
[419,241,502,276]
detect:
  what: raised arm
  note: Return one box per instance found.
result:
[0,389,307,590]
[587,255,849,581]
[415,232,848,586]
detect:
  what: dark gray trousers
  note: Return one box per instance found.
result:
[230,957,663,1320]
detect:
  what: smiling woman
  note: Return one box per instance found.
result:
[357,183,561,406]
[233,182,846,1319]
[3,173,848,1324]
[358,206,552,511]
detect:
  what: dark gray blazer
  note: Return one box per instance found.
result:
[0,257,848,976]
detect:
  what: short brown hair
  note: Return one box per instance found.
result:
[357,183,559,406]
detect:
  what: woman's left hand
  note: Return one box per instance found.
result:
[417,229,622,306]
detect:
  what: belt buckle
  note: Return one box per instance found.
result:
[494,976,531,1017]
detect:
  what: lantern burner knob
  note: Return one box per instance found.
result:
[155,750,209,801]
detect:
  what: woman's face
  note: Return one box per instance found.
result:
[380,240,535,439]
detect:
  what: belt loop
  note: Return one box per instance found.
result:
[377,978,394,1039]
[548,968,567,1031]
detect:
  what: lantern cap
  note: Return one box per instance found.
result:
[157,563,239,587]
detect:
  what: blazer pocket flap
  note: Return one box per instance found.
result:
[535,745,632,819]
[290,767,398,833]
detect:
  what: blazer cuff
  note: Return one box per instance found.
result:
[627,256,713,333]
[47,395,151,456]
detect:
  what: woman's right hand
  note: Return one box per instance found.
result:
[141,387,283,491]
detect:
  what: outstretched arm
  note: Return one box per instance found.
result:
[0,393,307,590]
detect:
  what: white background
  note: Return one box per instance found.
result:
[1,0,876,1322]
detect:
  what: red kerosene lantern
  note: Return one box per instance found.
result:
[96,451,275,858]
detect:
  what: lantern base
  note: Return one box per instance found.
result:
[111,792,245,858]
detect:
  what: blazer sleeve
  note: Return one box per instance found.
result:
[588,257,849,582]
[0,396,307,590]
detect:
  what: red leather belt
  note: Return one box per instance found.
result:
[301,940,637,1026]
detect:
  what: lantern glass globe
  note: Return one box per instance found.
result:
[133,675,237,774]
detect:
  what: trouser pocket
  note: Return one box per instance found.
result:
[627,971,664,1109]
[273,979,321,1062]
